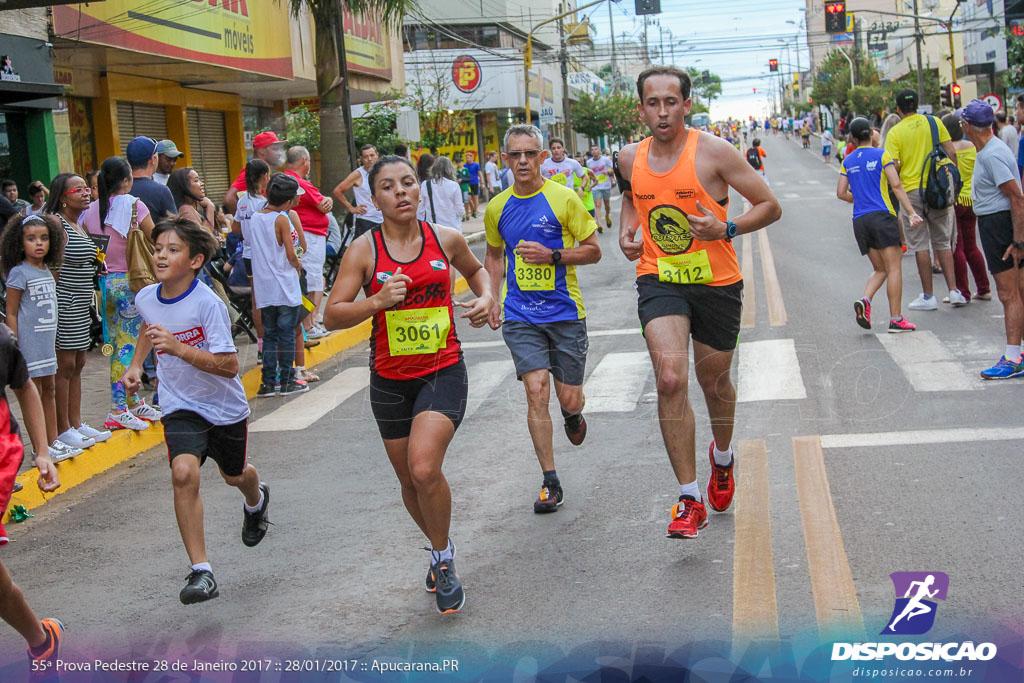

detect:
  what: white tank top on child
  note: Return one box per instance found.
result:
[354,166,383,223]
[235,192,267,259]
[248,211,302,308]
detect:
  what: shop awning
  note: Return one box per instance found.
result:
[0,1,97,7]
[0,80,64,105]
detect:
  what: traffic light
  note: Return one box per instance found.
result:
[635,0,661,15]
[951,83,962,108]
[769,59,778,72]
[940,84,951,108]
[825,1,847,34]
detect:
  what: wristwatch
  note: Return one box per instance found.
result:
[724,221,739,242]
[551,249,562,265]
[1013,241,1024,250]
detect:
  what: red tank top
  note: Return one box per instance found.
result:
[366,222,461,380]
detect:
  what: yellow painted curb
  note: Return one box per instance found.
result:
[4,276,471,524]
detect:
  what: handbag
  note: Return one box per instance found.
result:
[126,201,157,293]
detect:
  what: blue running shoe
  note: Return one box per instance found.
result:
[980,356,1024,380]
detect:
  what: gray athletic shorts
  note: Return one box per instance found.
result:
[592,188,611,201]
[501,319,588,386]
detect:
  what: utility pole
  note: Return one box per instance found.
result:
[658,22,665,64]
[559,3,573,153]
[608,0,616,93]
[913,0,924,97]
[643,15,650,64]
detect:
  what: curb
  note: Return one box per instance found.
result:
[4,275,473,524]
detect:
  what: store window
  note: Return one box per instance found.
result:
[0,113,11,181]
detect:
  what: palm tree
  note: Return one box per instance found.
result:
[282,0,414,193]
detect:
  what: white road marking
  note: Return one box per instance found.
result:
[802,179,821,185]
[783,193,800,199]
[737,339,807,402]
[583,351,652,412]
[875,331,979,392]
[820,427,1024,449]
[464,360,514,419]
[461,327,641,350]
[249,367,370,432]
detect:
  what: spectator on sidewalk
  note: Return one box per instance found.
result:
[418,156,465,232]
[153,139,184,185]
[333,144,383,237]
[284,145,332,338]
[81,156,160,432]
[126,136,177,221]
[85,171,99,201]
[24,182,47,217]
[224,131,286,214]
[941,114,992,305]
[884,88,965,311]
[958,100,1024,379]
[168,167,224,236]
[416,153,435,184]
[463,151,482,218]
[44,173,112,449]
[2,180,28,213]
[996,111,1019,155]
[484,151,500,203]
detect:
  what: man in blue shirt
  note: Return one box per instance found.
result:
[463,151,482,219]
[126,136,178,221]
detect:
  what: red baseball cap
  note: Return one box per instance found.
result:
[253,131,286,150]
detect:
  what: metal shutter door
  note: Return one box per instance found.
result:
[187,108,229,207]
[116,102,168,155]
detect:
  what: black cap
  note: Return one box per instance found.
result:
[849,117,873,141]
[895,88,918,112]
[266,173,305,205]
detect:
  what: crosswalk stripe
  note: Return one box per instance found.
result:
[465,360,514,419]
[740,233,756,329]
[732,439,780,647]
[820,426,1024,448]
[758,230,787,326]
[583,351,651,412]
[737,339,806,402]
[875,331,979,392]
[783,192,800,199]
[249,367,370,432]
[793,435,866,641]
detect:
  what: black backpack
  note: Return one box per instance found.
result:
[746,147,762,170]
[920,115,962,211]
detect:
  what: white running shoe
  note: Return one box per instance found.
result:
[76,422,112,443]
[908,294,939,311]
[49,440,82,461]
[947,289,968,307]
[104,411,150,431]
[306,325,328,340]
[130,400,162,422]
[57,427,95,450]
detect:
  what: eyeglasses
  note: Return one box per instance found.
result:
[506,150,542,160]
[64,187,91,195]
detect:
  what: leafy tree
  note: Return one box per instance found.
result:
[280,0,412,199]
[891,68,940,109]
[605,93,645,144]
[407,61,474,154]
[810,49,881,111]
[351,88,407,152]
[285,105,320,151]
[569,92,608,144]
[1005,29,1024,90]
[686,66,723,107]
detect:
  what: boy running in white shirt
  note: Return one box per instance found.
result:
[123,216,268,605]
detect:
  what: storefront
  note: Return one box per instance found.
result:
[0,32,63,190]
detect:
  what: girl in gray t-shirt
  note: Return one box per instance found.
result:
[2,214,67,455]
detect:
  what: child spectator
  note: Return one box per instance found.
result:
[123,216,269,604]
[1,214,77,461]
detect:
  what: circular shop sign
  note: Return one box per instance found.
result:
[452,55,482,93]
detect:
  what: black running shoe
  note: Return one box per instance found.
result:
[256,383,277,398]
[533,482,564,513]
[279,379,309,396]
[179,569,219,605]
[242,483,270,547]
[564,414,587,445]
[425,542,457,593]
[432,554,465,614]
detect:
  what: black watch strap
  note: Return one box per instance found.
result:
[551,249,562,264]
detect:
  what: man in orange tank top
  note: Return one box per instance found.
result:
[614,66,782,540]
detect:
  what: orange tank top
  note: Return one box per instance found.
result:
[631,133,742,286]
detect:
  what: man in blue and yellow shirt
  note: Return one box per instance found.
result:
[484,124,602,514]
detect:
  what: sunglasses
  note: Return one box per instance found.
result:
[506,150,542,160]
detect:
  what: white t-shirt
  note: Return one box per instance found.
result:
[353,166,383,223]
[540,157,585,188]
[485,160,500,187]
[153,172,169,186]
[822,130,835,147]
[134,280,249,425]
[999,125,1020,156]
[418,178,465,232]
[586,155,614,190]
[249,210,301,308]
[234,192,267,259]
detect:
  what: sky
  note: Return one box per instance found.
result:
[583,0,810,120]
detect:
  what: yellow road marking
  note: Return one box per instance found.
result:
[732,439,779,646]
[740,233,756,329]
[792,435,865,641]
[758,230,787,326]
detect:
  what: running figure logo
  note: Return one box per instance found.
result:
[882,572,949,635]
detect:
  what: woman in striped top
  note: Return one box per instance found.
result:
[45,173,112,448]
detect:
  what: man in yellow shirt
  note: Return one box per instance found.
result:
[884,88,965,310]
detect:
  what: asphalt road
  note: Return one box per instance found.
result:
[1,136,1020,680]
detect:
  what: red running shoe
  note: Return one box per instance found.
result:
[706,441,736,512]
[667,496,708,539]
[854,298,871,330]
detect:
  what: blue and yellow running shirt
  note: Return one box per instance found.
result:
[841,147,897,219]
[485,179,598,323]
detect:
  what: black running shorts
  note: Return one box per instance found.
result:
[370,359,468,440]
[853,211,902,255]
[162,410,248,477]
[978,211,1023,275]
[636,274,743,352]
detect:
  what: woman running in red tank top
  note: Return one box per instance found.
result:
[323,155,493,615]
